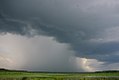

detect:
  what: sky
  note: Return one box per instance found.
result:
[0,0,119,72]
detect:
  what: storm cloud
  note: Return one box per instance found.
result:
[0,0,119,71]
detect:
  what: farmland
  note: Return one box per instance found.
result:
[0,69,119,80]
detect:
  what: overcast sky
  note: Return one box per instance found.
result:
[0,0,119,72]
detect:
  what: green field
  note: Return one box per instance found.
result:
[0,69,119,80]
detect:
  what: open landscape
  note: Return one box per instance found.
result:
[0,69,119,80]
[1,0,119,80]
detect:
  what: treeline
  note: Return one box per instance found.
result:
[95,70,119,73]
[1,68,119,73]
[0,68,27,72]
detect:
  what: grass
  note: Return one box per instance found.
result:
[0,69,119,80]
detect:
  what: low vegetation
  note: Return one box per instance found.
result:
[0,69,119,80]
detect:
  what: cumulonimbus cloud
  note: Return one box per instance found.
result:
[0,0,119,71]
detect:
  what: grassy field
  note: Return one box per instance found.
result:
[0,69,119,80]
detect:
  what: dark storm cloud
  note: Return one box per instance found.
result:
[0,0,119,66]
[0,11,27,34]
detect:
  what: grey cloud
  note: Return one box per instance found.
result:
[0,0,119,71]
